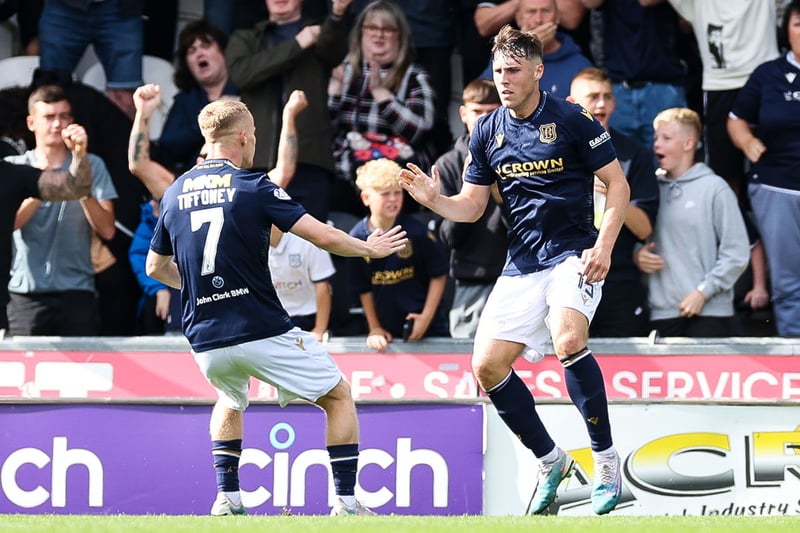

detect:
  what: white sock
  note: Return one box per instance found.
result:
[592,446,617,461]
[338,495,357,506]
[538,446,560,465]
[223,491,242,506]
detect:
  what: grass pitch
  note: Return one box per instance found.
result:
[1,515,798,533]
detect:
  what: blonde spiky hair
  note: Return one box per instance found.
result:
[355,158,403,191]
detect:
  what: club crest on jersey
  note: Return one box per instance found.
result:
[212,276,224,289]
[289,254,302,268]
[274,188,291,200]
[397,239,413,259]
[539,123,557,143]
[495,133,505,148]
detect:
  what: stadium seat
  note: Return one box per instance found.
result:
[0,55,40,89]
[82,55,178,140]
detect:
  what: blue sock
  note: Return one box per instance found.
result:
[212,439,242,492]
[486,370,554,457]
[562,350,613,451]
[328,443,359,496]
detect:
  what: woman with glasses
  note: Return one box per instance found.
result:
[727,1,800,337]
[328,0,436,216]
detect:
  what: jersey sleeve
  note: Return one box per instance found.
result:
[88,154,119,201]
[571,103,617,171]
[730,63,766,124]
[258,178,307,232]
[307,242,336,283]
[464,114,496,186]
[149,205,173,256]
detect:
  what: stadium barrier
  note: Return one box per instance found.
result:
[1,335,798,515]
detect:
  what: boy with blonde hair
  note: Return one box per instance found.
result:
[635,107,749,336]
[347,158,450,351]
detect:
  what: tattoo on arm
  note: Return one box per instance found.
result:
[38,170,82,201]
[287,133,298,165]
[131,133,147,163]
[38,154,92,201]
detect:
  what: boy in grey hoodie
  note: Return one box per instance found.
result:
[635,107,749,337]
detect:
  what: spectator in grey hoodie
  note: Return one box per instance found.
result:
[635,107,748,337]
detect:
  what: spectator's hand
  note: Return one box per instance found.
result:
[399,163,442,209]
[331,0,353,17]
[62,124,88,156]
[743,137,767,164]
[155,288,171,320]
[594,176,608,195]
[367,328,391,351]
[295,25,321,49]
[283,90,308,120]
[405,313,430,341]
[133,83,161,118]
[744,286,770,310]
[367,61,394,103]
[328,65,345,96]
[679,289,706,318]
[529,21,558,48]
[634,242,664,273]
[365,225,408,259]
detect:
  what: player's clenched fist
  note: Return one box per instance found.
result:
[284,90,309,117]
[133,83,162,117]
[61,124,88,155]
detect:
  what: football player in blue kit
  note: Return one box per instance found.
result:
[146,98,407,516]
[399,25,630,515]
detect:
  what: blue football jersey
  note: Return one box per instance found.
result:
[150,159,306,351]
[465,91,617,275]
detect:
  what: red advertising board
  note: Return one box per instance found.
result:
[1,348,798,401]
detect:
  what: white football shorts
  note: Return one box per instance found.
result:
[475,255,603,363]
[192,327,343,410]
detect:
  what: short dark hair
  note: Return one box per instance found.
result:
[779,0,800,51]
[174,20,228,91]
[462,78,500,106]
[491,25,543,65]
[27,85,70,114]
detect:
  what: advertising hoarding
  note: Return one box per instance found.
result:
[0,404,483,515]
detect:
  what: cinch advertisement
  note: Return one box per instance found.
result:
[1,349,799,401]
[484,404,800,516]
[0,404,483,515]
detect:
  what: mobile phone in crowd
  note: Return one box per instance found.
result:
[402,319,414,342]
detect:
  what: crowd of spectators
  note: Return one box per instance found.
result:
[0,0,797,345]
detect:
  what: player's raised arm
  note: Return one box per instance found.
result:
[129,83,175,200]
[269,90,308,188]
[399,162,491,223]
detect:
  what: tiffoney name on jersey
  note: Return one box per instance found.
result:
[177,173,237,210]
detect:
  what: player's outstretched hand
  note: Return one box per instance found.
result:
[62,124,88,156]
[366,225,408,259]
[399,163,441,208]
[133,83,161,118]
